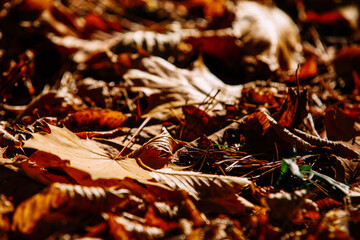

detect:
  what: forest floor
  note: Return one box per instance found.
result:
[1,0,360,239]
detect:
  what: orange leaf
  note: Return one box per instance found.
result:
[62,109,128,132]
[11,183,128,236]
[107,213,164,240]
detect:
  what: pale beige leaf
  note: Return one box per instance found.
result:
[232,1,303,71]
[23,125,152,184]
[150,169,251,200]
[124,55,243,120]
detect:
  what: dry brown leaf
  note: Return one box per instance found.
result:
[150,169,251,200]
[123,55,243,120]
[62,108,128,132]
[11,183,130,237]
[333,45,360,93]
[182,0,227,19]
[325,107,360,141]
[106,212,165,240]
[238,111,360,160]
[15,88,86,124]
[316,209,351,239]
[316,197,343,212]
[129,127,180,169]
[272,88,308,128]
[237,110,312,154]
[0,194,13,237]
[232,1,303,72]
[264,189,307,227]
[23,124,152,186]
[199,194,256,215]
[181,105,219,141]
[22,124,251,201]
[76,78,112,108]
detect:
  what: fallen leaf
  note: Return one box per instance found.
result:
[272,88,308,128]
[15,90,86,125]
[62,108,128,132]
[325,107,360,141]
[316,197,343,212]
[181,105,219,141]
[23,124,152,186]
[0,194,13,236]
[265,189,308,226]
[129,127,180,169]
[150,168,251,200]
[123,55,243,120]
[232,1,303,71]
[106,213,165,240]
[182,0,227,20]
[11,183,130,237]
[333,46,360,93]
[316,209,351,239]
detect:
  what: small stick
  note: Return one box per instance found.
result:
[295,64,301,95]
[115,117,151,158]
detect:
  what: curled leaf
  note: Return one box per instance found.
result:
[129,127,180,169]
[11,183,130,236]
[232,1,303,71]
[106,213,165,240]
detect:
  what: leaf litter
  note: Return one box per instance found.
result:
[1,0,360,239]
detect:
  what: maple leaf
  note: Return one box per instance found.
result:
[21,124,251,198]
[124,55,243,120]
[23,124,152,186]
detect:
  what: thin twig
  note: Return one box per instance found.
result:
[115,117,151,158]
[293,128,359,159]
[295,64,300,95]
